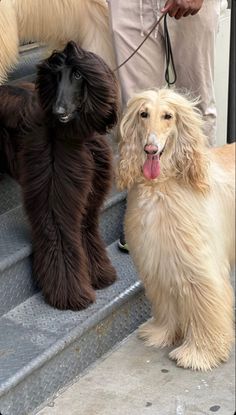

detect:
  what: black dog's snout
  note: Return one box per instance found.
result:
[53,105,67,116]
[53,103,74,123]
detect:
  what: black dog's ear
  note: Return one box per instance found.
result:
[101,101,119,133]
[63,41,82,57]
[83,80,119,135]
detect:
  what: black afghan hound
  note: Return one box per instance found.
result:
[0,41,119,310]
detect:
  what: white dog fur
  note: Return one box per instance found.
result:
[117,88,235,371]
[0,0,115,84]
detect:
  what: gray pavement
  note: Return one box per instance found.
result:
[36,329,235,415]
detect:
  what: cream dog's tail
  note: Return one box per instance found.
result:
[15,0,115,69]
[0,1,18,84]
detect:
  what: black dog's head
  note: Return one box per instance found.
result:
[36,41,119,134]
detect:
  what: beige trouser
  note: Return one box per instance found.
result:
[107,0,221,145]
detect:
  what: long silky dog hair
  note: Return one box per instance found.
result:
[0,0,115,83]
[116,88,235,371]
[0,41,119,310]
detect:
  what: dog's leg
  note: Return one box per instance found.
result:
[0,129,19,180]
[138,292,180,348]
[32,226,96,311]
[82,138,117,289]
[169,275,234,371]
[82,208,117,289]
[21,138,96,311]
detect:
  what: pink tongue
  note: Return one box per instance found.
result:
[143,154,160,180]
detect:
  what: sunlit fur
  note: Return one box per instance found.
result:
[117,88,235,371]
[0,0,115,84]
[0,42,119,311]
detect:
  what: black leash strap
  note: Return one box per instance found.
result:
[113,13,165,72]
[164,14,177,86]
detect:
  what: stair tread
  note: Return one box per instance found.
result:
[0,206,31,271]
[0,241,140,394]
[0,176,21,215]
[0,180,126,271]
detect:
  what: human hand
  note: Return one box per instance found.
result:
[161,0,204,19]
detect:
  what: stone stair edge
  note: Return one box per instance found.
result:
[0,189,126,273]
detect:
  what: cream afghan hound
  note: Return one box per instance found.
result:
[117,88,235,371]
[0,0,115,84]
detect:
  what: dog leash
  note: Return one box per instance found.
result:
[163,14,177,86]
[113,13,177,88]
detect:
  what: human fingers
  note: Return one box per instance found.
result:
[168,6,180,18]
[174,7,190,19]
[191,9,200,15]
[161,1,176,14]
[183,9,193,17]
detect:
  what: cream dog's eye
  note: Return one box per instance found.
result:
[164,113,172,120]
[140,111,149,118]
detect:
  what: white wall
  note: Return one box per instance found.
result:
[214,6,231,146]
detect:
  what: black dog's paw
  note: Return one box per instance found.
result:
[92,263,117,290]
[44,286,96,311]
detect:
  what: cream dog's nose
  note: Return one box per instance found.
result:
[144,144,158,155]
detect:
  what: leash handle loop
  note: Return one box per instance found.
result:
[113,12,177,88]
[164,14,177,87]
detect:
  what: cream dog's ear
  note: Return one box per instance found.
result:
[116,98,145,190]
[171,95,210,194]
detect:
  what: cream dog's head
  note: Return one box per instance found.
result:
[117,88,209,193]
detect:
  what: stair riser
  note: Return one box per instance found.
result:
[0,291,150,415]
[0,199,126,316]
[100,199,125,246]
[0,258,36,317]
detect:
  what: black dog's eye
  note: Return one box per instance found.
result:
[73,70,82,80]
[140,111,149,118]
[163,113,172,120]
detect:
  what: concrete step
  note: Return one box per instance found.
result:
[0,172,146,415]
[35,331,235,415]
[0,175,21,215]
[0,175,126,316]
[0,242,150,415]
[9,44,45,82]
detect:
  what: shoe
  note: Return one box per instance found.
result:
[118,231,129,253]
